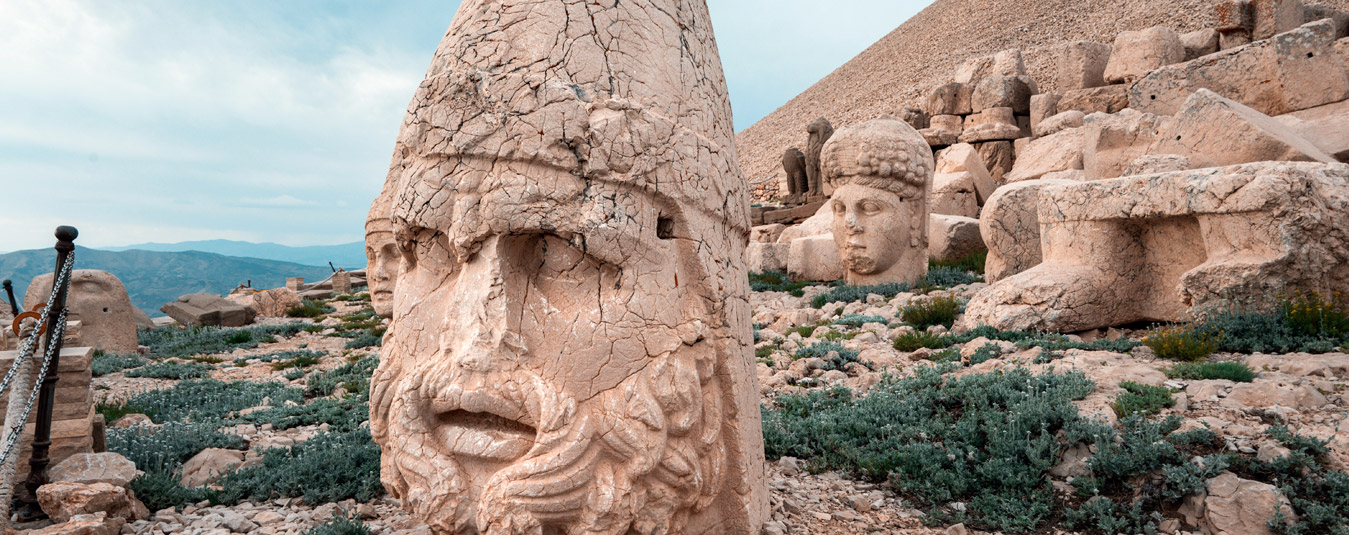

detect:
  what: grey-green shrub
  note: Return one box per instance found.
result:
[125,379,303,423]
[139,324,310,359]
[91,352,148,376]
[213,429,382,505]
[124,361,212,380]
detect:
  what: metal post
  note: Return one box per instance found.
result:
[16,226,77,520]
[328,261,336,273]
[1,280,16,316]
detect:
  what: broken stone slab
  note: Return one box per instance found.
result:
[1181,28,1221,60]
[963,162,1349,332]
[27,511,126,535]
[927,82,973,116]
[1131,19,1349,116]
[747,242,789,274]
[159,293,254,328]
[971,75,1035,114]
[975,141,1015,185]
[935,143,996,204]
[1251,0,1305,40]
[960,107,1021,143]
[1122,154,1193,176]
[36,482,148,523]
[1081,109,1169,180]
[1057,84,1130,115]
[1004,127,1084,183]
[49,453,140,488]
[978,177,1080,283]
[920,114,963,147]
[1033,110,1085,138]
[1275,98,1349,160]
[1203,471,1297,535]
[1029,93,1061,133]
[928,214,986,264]
[954,48,1027,86]
[1150,88,1336,168]
[1056,41,1112,91]
[788,235,844,282]
[1104,26,1186,83]
[929,172,979,218]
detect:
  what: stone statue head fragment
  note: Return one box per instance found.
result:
[365,181,399,319]
[822,116,933,286]
[367,1,767,534]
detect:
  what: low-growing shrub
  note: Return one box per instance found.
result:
[1164,361,1256,382]
[124,361,212,380]
[1109,381,1175,418]
[1194,300,1348,354]
[271,354,322,371]
[123,379,304,423]
[1144,324,1222,361]
[287,299,335,318]
[921,265,983,288]
[304,514,372,535]
[929,250,986,274]
[832,314,887,327]
[344,330,383,349]
[284,368,306,381]
[139,324,309,359]
[330,293,371,303]
[762,366,1096,532]
[892,330,950,351]
[306,355,378,398]
[243,396,369,432]
[1281,290,1349,338]
[793,341,862,371]
[748,272,819,297]
[108,422,243,510]
[212,429,383,506]
[946,326,1141,353]
[811,283,908,309]
[95,400,140,424]
[91,352,148,377]
[900,295,960,329]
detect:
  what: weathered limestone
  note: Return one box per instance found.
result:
[1252,0,1305,40]
[1131,19,1349,116]
[806,117,835,196]
[929,172,979,218]
[979,178,1079,283]
[896,106,929,130]
[787,235,844,282]
[955,48,1028,86]
[920,114,963,146]
[748,242,789,274]
[971,76,1034,114]
[0,347,96,487]
[964,162,1349,332]
[249,288,302,318]
[960,107,1021,142]
[180,448,245,488]
[50,453,140,488]
[927,82,972,116]
[366,1,767,533]
[1081,109,1169,180]
[1004,127,1084,183]
[1181,28,1221,60]
[1276,98,1349,160]
[36,482,147,523]
[935,143,996,203]
[1056,41,1112,90]
[750,224,787,244]
[1034,110,1085,137]
[928,214,986,264]
[975,141,1015,184]
[821,116,933,286]
[1201,472,1296,535]
[24,270,137,355]
[1029,93,1061,132]
[1151,89,1336,168]
[782,147,809,197]
[1104,26,1186,83]
[1123,154,1193,176]
[160,293,254,327]
[1058,85,1130,115]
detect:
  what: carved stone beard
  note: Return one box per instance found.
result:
[839,248,880,275]
[372,342,725,535]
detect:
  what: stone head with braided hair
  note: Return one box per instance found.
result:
[822,116,934,285]
[366,1,768,534]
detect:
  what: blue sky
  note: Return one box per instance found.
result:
[0,0,930,251]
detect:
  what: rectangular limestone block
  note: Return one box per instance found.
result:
[1129,38,1285,115]
[0,346,94,374]
[1271,19,1349,111]
[1252,0,1305,40]
[1057,41,1112,90]
[747,243,790,274]
[1059,85,1130,115]
[787,235,843,283]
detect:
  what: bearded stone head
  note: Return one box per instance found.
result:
[366,1,767,534]
[822,116,933,286]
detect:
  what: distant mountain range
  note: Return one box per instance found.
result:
[102,239,367,269]
[0,247,334,317]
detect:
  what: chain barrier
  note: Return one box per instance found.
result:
[0,252,75,468]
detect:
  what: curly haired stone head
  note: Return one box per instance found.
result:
[821,116,933,198]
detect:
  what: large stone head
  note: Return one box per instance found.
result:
[24,269,138,354]
[366,177,400,319]
[822,116,933,286]
[367,1,767,534]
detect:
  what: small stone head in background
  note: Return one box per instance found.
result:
[364,182,399,319]
[822,116,933,286]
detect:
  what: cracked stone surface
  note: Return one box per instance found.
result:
[366,174,400,319]
[821,116,932,287]
[365,1,766,534]
[964,161,1349,332]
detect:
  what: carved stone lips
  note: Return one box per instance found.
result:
[431,389,538,462]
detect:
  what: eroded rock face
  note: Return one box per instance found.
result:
[964,162,1349,332]
[979,178,1079,283]
[367,2,767,534]
[24,270,137,354]
[821,117,933,286]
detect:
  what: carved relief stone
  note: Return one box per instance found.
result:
[367,1,768,534]
[821,116,933,286]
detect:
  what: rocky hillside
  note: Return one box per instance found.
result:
[0,247,333,316]
[734,0,1349,197]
